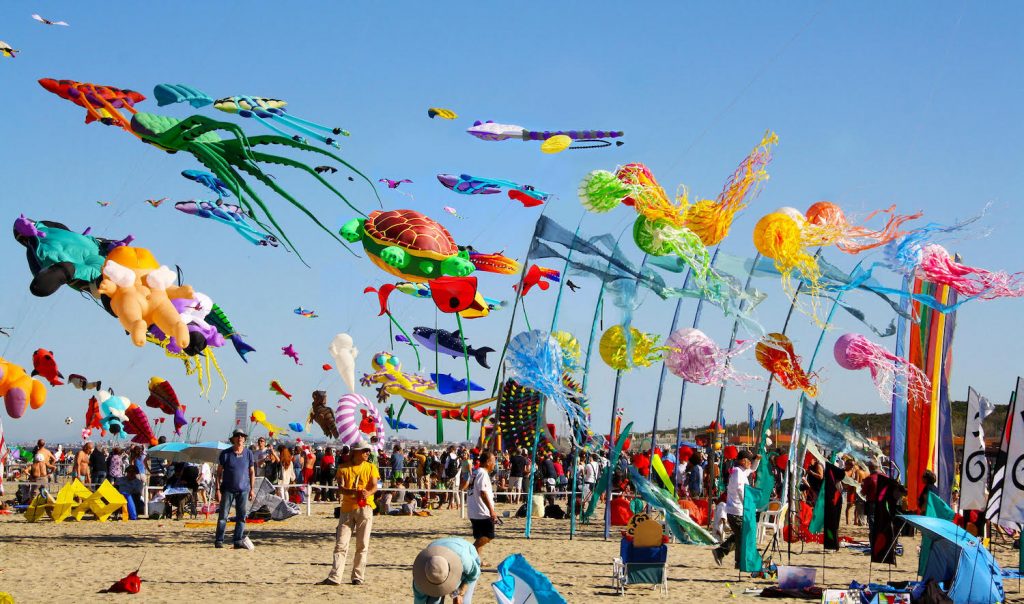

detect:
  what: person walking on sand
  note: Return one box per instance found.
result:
[320,439,378,586]
[465,450,497,561]
[75,443,93,484]
[215,430,256,549]
[712,450,760,567]
[412,537,481,604]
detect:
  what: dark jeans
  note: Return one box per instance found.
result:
[715,514,745,567]
[93,471,107,486]
[215,489,248,545]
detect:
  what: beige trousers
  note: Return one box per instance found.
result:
[326,506,373,583]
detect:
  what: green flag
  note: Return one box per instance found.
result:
[582,422,633,523]
[740,485,763,572]
[754,404,775,511]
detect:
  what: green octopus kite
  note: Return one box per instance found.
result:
[39,78,381,261]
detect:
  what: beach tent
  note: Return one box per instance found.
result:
[492,554,566,604]
[901,515,1004,604]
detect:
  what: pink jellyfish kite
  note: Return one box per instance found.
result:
[833,333,930,404]
[664,328,755,386]
[916,244,1024,300]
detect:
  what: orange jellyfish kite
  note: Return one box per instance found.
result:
[803,201,921,254]
[755,333,817,397]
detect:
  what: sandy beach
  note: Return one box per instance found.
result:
[2,492,1020,603]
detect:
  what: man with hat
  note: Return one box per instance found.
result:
[215,430,257,548]
[412,537,481,604]
[712,449,759,567]
[320,438,379,586]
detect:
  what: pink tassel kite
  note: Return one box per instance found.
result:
[833,333,930,404]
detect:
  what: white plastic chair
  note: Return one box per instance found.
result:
[756,500,787,544]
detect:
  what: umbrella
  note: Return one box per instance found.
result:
[148,441,228,464]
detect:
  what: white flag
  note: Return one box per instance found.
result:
[234,399,248,429]
[998,378,1024,524]
[959,387,994,511]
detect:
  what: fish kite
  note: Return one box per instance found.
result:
[443,206,465,219]
[513,265,560,296]
[429,372,485,395]
[269,380,292,400]
[427,108,457,120]
[145,377,187,435]
[466,120,624,152]
[31,348,64,386]
[182,169,231,199]
[0,42,18,58]
[437,173,550,208]
[145,198,167,208]
[294,307,318,318]
[314,165,337,174]
[412,326,494,368]
[281,344,301,365]
[96,201,111,207]
[174,200,279,247]
[385,416,417,430]
[68,374,101,391]
[379,178,412,189]
[32,14,69,26]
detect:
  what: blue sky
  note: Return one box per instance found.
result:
[2,2,1023,444]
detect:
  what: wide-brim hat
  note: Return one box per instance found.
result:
[231,430,248,439]
[412,545,464,597]
[352,438,373,452]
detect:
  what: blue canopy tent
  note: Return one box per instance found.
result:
[901,515,1004,604]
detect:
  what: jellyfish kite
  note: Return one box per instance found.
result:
[833,333,930,404]
[664,328,755,386]
[598,325,667,371]
[755,333,817,397]
[803,201,921,254]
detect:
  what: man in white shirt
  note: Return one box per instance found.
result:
[465,450,497,559]
[581,454,599,505]
[712,450,760,567]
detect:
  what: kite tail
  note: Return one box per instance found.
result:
[524,129,623,140]
[837,205,924,254]
[230,335,256,362]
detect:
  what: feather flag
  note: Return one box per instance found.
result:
[959,387,994,512]
[986,384,1017,525]
[997,377,1024,525]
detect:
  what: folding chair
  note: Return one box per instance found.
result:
[53,479,93,523]
[612,518,668,595]
[73,479,128,522]
[756,500,787,544]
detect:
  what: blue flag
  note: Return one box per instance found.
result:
[775,402,783,431]
[747,403,756,431]
[719,407,726,427]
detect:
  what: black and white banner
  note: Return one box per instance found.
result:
[997,377,1024,524]
[958,387,993,511]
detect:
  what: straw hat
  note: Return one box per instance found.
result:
[412,544,464,597]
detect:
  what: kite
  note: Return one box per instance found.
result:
[96,390,130,435]
[250,410,288,436]
[467,250,520,275]
[395,281,432,298]
[68,374,101,391]
[281,344,302,365]
[322,363,332,370]
[833,333,930,404]
[427,107,457,119]
[30,348,64,386]
[599,325,667,371]
[145,198,167,208]
[442,206,464,219]
[385,416,417,430]
[429,373,485,395]
[437,173,550,208]
[288,422,305,433]
[379,178,412,189]
[32,14,69,26]
[803,201,921,254]
[512,264,560,296]
[203,303,256,361]
[145,377,187,435]
[427,275,480,314]
[340,209,475,282]
[98,245,194,348]
[123,404,157,446]
[565,280,581,293]
[213,95,350,147]
[328,333,359,393]
[0,327,11,337]
[335,393,385,449]
[910,244,1024,300]
[664,328,755,386]
[466,120,624,152]
[410,402,493,422]
[503,331,590,445]
[181,169,231,198]
[269,380,292,400]
[412,327,493,368]
[38,78,145,131]
[174,201,279,247]
[96,201,111,207]
[755,333,817,396]
[0,42,17,58]
[361,352,496,410]
[0,357,47,419]
[294,307,318,318]
[153,84,213,108]
[41,79,381,258]
[309,390,339,439]
[314,165,337,174]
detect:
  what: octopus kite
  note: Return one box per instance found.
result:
[40,78,381,259]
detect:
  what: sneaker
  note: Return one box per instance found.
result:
[712,549,724,567]
[352,579,364,586]
[317,578,342,586]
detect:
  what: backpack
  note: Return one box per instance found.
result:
[444,456,460,480]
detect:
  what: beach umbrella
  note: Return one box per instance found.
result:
[181,441,231,463]
[147,442,190,463]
